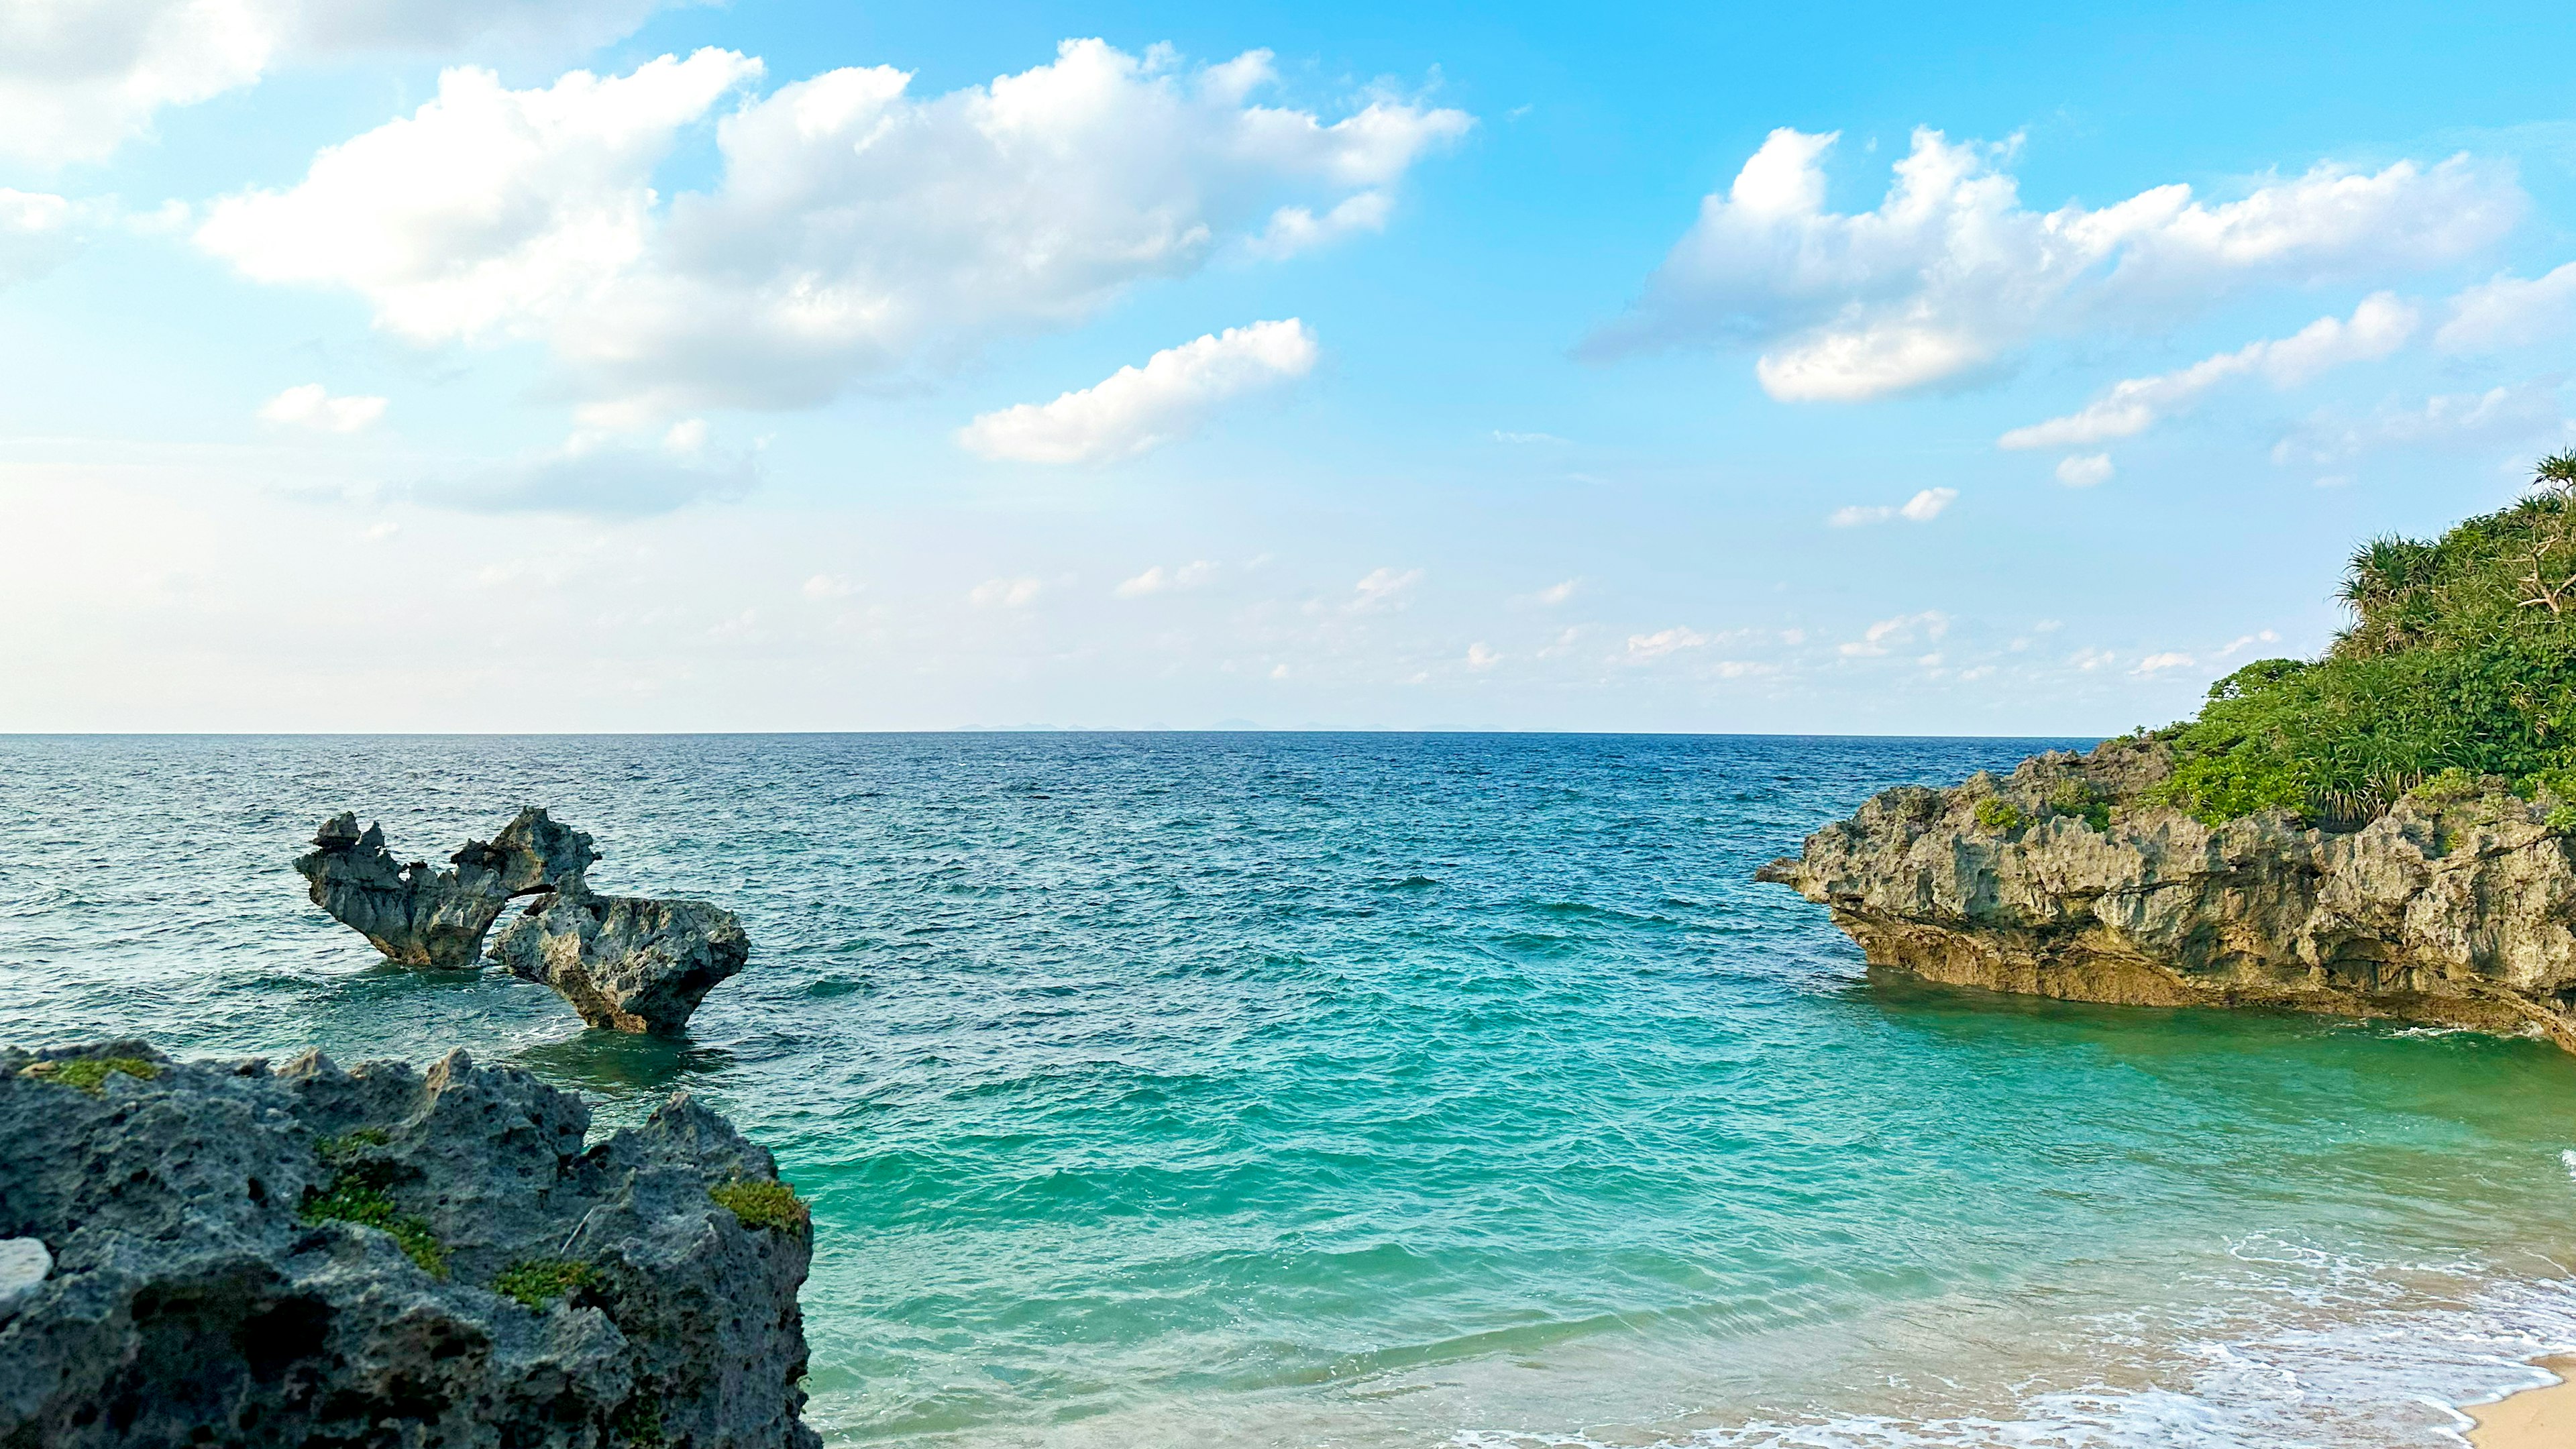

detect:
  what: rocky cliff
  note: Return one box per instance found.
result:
[0,1039,818,1448]
[1756,739,2576,1047]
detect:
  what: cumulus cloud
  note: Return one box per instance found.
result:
[258,382,386,433]
[0,190,84,284]
[2436,262,2576,354]
[1112,560,1217,597]
[959,319,1318,464]
[800,574,858,600]
[1349,566,1423,611]
[2055,453,2114,487]
[1244,191,1393,260]
[1839,610,1947,657]
[2273,382,2569,464]
[1590,127,2514,402]
[969,577,1044,608]
[2133,651,2196,675]
[1532,578,1578,604]
[1827,486,1955,526]
[1625,626,1708,659]
[199,41,1467,421]
[431,430,759,515]
[1465,642,1501,670]
[1999,292,2418,449]
[0,0,665,166]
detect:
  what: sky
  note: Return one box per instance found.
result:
[3,1,2572,733]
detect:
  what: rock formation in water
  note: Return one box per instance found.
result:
[491,892,751,1035]
[0,1038,818,1448]
[1756,737,2576,1047]
[294,808,598,968]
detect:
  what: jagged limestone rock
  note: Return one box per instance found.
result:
[491,892,750,1034]
[0,1039,818,1448]
[294,807,599,967]
[1757,739,2576,1047]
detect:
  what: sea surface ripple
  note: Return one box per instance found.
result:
[7,732,2576,1447]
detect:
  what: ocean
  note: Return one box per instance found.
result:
[7,731,2576,1447]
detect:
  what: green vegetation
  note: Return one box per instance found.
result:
[301,1167,447,1278]
[19,1055,158,1094]
[315,1126,390,1161]
[708,1177,809,1233]
[1972,796,2029,833]
[2151,451,2576,825]
[2045,780,2113,831]
[492,1258,598,1311]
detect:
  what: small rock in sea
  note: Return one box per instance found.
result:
[491,890,751,1034]
[0,1237,48,1318]
[0,1038,818,1448]
[294,806,598,967]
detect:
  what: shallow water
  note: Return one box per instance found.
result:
[7,732,2576,1447]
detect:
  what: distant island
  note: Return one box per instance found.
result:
[1763,451,2576,1049]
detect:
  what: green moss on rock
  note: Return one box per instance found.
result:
[492,1257,598,1310]
[19,1055,158,1095]
[301,1171,447,1278]
[708,1177,808,1233]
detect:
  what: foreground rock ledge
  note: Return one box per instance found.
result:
[1756,739,2576,1048]
[0,1040,818,1448]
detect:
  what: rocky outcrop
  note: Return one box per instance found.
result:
[0,1038,818,1448]
[492,894,750,1035]
[1757,739,2576,1047]
[295,808,598,968]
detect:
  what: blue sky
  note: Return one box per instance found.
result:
[3,1,2571,732]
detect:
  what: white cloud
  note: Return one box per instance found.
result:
[2000,292,2418,449]
[959,319,1318,464]
[2055,453,2114,487]
[2216,629,2279,657]
[1839,610,1948,657]
[0,190,83,284]
[800,574,858,600]
[1532,578,1579,604]
[1350,566,1422,610]
[2273,382,2569,464]
[969,577,1044,608]
[1592,127,2514,402]
[201,41,1467,420]
[1625,626,1709,659]
[1465,642,1501,670]
[1244,190,1393,260]
[432,429,759,515]
[1493,430,1569,445]
[258,382,387,433]
[0,0,666,166]
[2436,262,2576,353]
[1827,486,1956,526]
[2133,651,2196,675]
[1112,560,1217,597]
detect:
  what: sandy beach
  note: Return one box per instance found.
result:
[2467,1358,2576,1448]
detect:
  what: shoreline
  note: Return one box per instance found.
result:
[2465,1357,2576,1448]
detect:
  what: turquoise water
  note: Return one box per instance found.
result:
[9,733,2576,1447]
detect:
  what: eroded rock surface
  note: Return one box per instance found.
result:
[0,1038,817,1448]
[1757,739,2576,1046]
[492,893,751,1035]
[295,808,598,967]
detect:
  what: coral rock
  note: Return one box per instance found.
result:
[1757,739,2576,1046]
[0,1038,818,1448]
[295,807,599,968]
[491,892,750,1034]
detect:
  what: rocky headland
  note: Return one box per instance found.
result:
[0,1039,817,1448]
[297,810,748,1036]
[1758,737,2576,1047]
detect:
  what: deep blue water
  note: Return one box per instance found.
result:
[8,733,2576,1447]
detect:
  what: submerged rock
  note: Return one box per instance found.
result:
[1756,739,2576,1047]
[492,892,750,1035]
[0,1038,818,1448]
[294,808,598,967]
